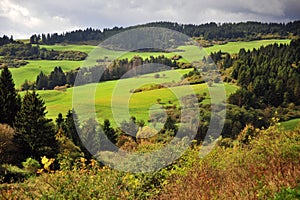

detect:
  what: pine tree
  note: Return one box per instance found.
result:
[0,67,21,126]
[55,113,64,131]
[63,109,80,145]
[102,119,116,144]
[36,72,48,90]
[14,91,58,160]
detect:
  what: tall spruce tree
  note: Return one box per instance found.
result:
[63,109,80,145]
[0,67,21,126]
[103,119,116,144]
[36,71,48,90]
[14,91,58,160]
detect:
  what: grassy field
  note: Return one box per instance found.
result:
[280,118,300,130]
[39,44,96,54]
[205,39,290,54]
[41,45,178,60]
[26,69,238,126]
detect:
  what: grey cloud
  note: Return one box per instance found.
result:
[0,0,299,38]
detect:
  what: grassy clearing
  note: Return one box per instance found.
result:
[205,39,291,54]
[280,118,300,131]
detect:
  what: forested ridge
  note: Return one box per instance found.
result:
[29,21,300,45]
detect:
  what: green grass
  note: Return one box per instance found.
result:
[41,44,178,60]
[39,45,97,54]
[280,118,300,131]
[205,39,290,54]
[26,69,237,126]
[10,60,83,88]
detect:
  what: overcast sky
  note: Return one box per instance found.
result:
[1,0,300,39]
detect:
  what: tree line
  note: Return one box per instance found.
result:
[0,35,15,46]
[29,21,300,45]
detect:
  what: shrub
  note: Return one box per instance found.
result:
[154,73,160,78]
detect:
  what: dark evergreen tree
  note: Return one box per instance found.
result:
[230,38,300,107]
[13,91,58,161]
[63,109,81,147]
[55,113,64,130]
[102,119,116,144]
[0,67,21,126]
[36,72,48,90]
[48,67,66,89]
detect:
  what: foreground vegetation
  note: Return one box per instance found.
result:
[1,123,299,199]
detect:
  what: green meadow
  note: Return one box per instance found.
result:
[280,118,300,130]
[39,44,96,54]
[205,39,290,54]
[27,69,238,126]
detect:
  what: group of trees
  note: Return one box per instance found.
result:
[0,35,15,46]
[35,67,70,90]
[29,21,300,45]
[0,43,87,61]
[210,51,233,69]
[0,67,58,163]
[229,39,300,108]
